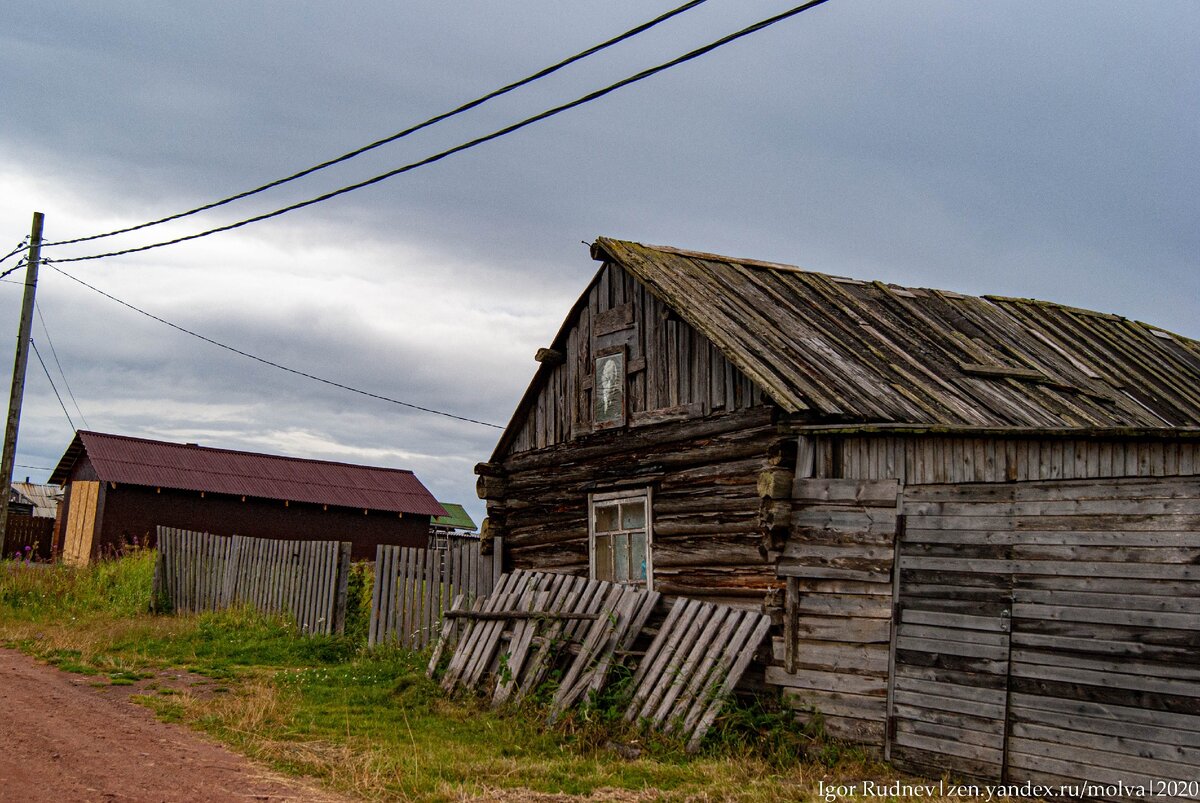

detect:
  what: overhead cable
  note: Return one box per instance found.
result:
[36,301,91,430]
[44,260,505,429]
[52,0,833,264]
[44,0,711,248]
[31,339,77,432]
[0,259,26,282]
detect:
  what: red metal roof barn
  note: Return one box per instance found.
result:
[50,431,446,563]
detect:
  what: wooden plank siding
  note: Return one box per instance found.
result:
[823,434,1200,484]
[769,478,899,746]
[503,262,764,457]
[892,477,1200,797]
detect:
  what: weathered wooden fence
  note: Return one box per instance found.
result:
[2,514,55,560]
[153,527,352,635]
[369,535,501,648]
[429,570,772,751]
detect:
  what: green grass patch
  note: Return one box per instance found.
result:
[1,553,925,801]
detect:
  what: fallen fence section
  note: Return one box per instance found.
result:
[369,535,500,649]
[428,570,771,752]
[153,527,352,635]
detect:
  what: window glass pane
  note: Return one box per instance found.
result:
[613,533,629,581]
[621,501,646,530]
[593,352,625,425]
[594,534,613,581]
[631,532,647,581]
[594,504,618,532]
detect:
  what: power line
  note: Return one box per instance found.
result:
[52,0,833,264]
[15,463,53,471]
[44,260,505,429]
[44,0,711,248]
[0,240,28,267]
[35,301,90,430]
[31,338,77,432]
[0,259,26,282]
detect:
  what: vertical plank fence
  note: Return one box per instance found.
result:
[2,515,55,560]
[370,535,500,648]
[153,526,352,635]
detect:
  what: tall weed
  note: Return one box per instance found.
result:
[0,549,155,619]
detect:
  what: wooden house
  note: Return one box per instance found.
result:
[50,431,446,563]
[477,238,1200,789]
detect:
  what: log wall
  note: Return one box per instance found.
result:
[490,407,784,605]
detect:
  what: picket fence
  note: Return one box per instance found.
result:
[369,535,501,648]
[153,526,352,635]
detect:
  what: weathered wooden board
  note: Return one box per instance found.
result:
[888,475,1200,794]
[369,535,500,649]
[834,436,1200,486]
[773,478,900,748]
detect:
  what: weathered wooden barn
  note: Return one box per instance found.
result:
[51,431,446,563]
[477,237,1200,791]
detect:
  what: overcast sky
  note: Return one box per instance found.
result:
[1,1,1196,526]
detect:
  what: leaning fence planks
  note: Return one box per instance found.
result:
[624,597,772,752]
[153,527,351,635]
[429,571,769,751]
[369,535,501,649]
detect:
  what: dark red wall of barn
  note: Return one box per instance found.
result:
[94,485,430,560]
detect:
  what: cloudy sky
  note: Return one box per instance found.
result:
[1,1,1196,525]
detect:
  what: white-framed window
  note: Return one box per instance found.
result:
[588,488,652,588]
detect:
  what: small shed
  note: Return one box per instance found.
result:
[50,431,446,563]
[478,238,1200,790]
[428,501,478,549]
[13,481,64,519]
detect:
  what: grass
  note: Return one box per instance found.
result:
[0,553,1005,802]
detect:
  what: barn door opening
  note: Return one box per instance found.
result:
[886,493,1014,782]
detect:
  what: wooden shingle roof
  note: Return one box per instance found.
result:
[595,238,1200,428]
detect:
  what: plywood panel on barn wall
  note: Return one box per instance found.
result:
[831,435,1200,484]
[62,480,101,566]
[505,263,764,457]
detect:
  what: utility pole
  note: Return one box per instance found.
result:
[0,212,44,548]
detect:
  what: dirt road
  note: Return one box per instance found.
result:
[0,648,351,803]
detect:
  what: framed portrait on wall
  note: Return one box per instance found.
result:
[593,349,625,428]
